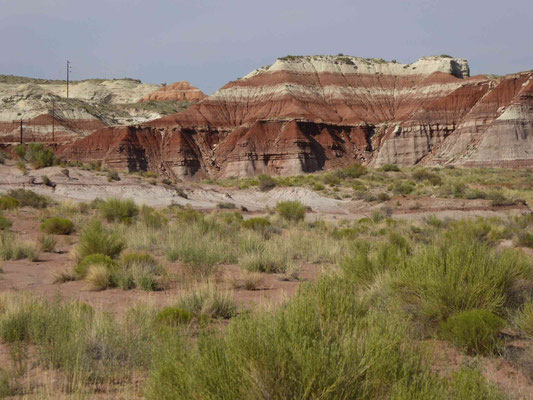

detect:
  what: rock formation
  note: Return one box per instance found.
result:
[140,81,206,102]
[51,56,533,176]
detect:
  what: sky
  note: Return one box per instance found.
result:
[1,0,532,94]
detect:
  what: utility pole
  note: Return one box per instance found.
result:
[20,119,23,145]
[66,60,72,98]
[51,100,55,143]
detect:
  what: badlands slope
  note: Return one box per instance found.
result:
[12,55,533,178]
[0,75,205,146]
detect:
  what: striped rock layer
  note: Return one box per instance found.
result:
[59,56,533,178]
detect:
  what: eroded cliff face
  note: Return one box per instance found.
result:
[58,56,533,178]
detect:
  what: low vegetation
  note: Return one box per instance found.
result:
[0,165,531,398]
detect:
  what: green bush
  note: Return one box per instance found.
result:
[392,181,415,195]
[276,201,306,221]
[26,143,56,169]
[107,170,120,182]
[380,164,400,172]
[75,253,118,279]
[440,310,505,355]
[0,195,19,210]
[139,205,167,228]
[335,164,367,179]
[40,216,74,235]
[258,174,276,191]
[75,220,125,262]
[99,198,138,223]
[395,241,530,322]
[7,189,50,208]
[412,169,442,185]
[147,274,500,399]
[155,307,193,326]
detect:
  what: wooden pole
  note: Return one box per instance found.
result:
[20,119,23,145]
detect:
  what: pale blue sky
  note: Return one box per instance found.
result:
[1,0,532,93]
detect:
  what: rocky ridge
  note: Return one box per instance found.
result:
[0,76,203,146]
[13,55,533,177]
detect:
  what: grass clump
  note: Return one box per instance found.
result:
[380,163,400,172]
[39,234,57,252]
[13,143,56,169]
[175,284,237,319]
[242,217,270,231]
[216,202,236,209]
[99,198,138,223]
[75,220,125,262]
[40,216,74,235]
[275,200,306,221]
[86,264,113,290]
[155,307,193,326]
[0,195,19,210]
[75,254,117,279]
[518,232,533,248]
[440,310,505,355]
[7,189,50,209]
[0,233,39,261]
[0,214,12,230]
[516,302,533,337]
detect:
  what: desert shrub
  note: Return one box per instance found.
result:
[276,200,306,221]
[392,181,415,195]
[313,183,325,191]
[488,191,515,207]
[99,198,138,223]
[16,160,27,174]
[0,214,12,230]
[242,217,271,231]
[380,163,400,172]
[26,143,56,169]
[40,216,74,235]
[394,241,531,322]
[174,205,203,222]
[39,234,57,252]
[175,284,237,319]
[518,232,533,248]
[147,274,500,400]
[376,192,390,202]
[231,272,264,290]
[440,310,505,355]
[155,307,193,326]
[7,189,50,208]
[0,294,150,384]
[0,195,19,210]
[13,144,26,159]
[216,202,236,209]
[239,252,286,274]
[412,169,442,185]
[0,368,17,397]
[335,164,367,179]
[162,178,172,185]
[322,173,341,186]
[116,251,161,291]
[258,174,276,191]
[75,220,125,262]
[75,253,117,279]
